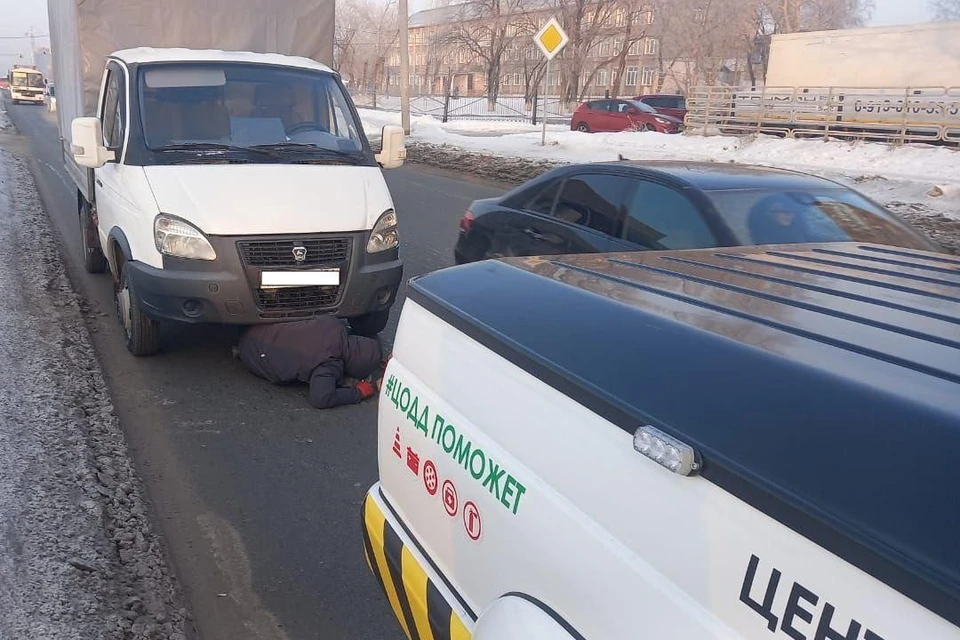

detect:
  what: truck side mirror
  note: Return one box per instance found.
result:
[71,117,115,169]
[376,125,406,170]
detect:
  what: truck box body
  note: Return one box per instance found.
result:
[47,0,335,199]
[368,243,960,638]
[765,22,960,88]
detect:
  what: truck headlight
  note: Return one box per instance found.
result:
[154,215,217,261]
[366,209,399,253]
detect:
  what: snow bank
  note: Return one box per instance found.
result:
[0,148,190,640]
[358,108,960,223]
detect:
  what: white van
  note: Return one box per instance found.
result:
[65,49,405,355]
[363,243,960,639]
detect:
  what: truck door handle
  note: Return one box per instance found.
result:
[96,178,103,187]
[523,228,546,241]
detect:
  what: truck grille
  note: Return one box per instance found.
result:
[238,237,351,267]
[255,285,341,311]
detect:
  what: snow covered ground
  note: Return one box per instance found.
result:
[358,108,960,228]
[0,109,189,640]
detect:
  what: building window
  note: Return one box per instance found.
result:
[547,70,558,87]
[694,7,707,24]
[390,74,399,86]
[514,72,521,86]
[644,38,659,55]
[614,38,624,55]
[596,69,608,86]
[631,10,643,25]
[615,8,626,26]
[625,67,638,87]
[599,40,612,57]
[644,6,655,24]
[458,50,467,64]
[641,67,656,86]
[628,40,640,56]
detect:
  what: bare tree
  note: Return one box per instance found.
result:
[930,0,960,20]
[605,4,652,98]
[648,0,746,94]
[762,0,873,32]
[446,0,528,109]
[335,0,399,99]
[548,0,621,107]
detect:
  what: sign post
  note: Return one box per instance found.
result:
[533,17,569,147]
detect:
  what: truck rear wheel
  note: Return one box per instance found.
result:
[351,309,390,337]
[115,263,161,357]
[80,196,107,273]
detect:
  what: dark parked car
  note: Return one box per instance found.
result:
[454,161,939,264]
[571,99,683,134]
[634,94,687,121]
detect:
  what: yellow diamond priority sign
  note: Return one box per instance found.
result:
[534,17,568,60]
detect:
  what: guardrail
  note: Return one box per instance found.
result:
[685,85,960,145]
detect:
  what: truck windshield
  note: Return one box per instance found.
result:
[138,63,366,159]
[706,187,936,250]
[13,72,44,88]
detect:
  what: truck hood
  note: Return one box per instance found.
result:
[142,164,393,235]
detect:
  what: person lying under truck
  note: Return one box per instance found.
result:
[236,316,384,409]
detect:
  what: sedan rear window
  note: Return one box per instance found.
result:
[706,188,935,250]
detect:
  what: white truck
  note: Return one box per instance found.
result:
[765,21,960,88]
[48,0,406,356]
[364,243,960,639]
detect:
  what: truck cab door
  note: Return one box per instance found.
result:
[94,63,130,259]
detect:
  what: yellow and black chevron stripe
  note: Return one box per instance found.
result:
[362,493,472,640]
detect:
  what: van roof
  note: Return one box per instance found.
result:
[408,242,960,626]
[111,47,334,74]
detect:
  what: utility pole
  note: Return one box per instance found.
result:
[28,26,37,66]
[398,0,411,134]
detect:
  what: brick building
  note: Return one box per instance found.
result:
[386,2,671,99]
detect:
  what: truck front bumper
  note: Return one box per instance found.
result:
[127,231,402,325]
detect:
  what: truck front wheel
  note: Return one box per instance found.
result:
[80,196,107,273]
[115,263,161,356]
[350,309,390,337]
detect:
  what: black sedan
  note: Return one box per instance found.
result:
[454,161,939,263]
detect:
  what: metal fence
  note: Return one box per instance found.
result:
[685,85,960,144]
[349,91,572,124]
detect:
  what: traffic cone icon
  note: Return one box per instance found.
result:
[392,428,402,458]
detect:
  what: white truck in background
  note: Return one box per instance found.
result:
[765,21,960,88]
[47,0,406,356]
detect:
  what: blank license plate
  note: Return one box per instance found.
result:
[260,270,340,288]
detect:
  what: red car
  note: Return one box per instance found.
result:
[571,99,683,134]
[634,94,687,121]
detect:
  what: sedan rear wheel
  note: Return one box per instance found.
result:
[576,122,590,133]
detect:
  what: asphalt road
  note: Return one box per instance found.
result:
[3,100,507,640]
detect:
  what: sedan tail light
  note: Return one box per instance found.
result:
[460,210,475,232]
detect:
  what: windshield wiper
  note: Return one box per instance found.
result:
[152,143,280,158]
[250,143,364,165]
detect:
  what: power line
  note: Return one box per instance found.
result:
[0,34,49,40]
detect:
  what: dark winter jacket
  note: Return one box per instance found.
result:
[238,316,382,409]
